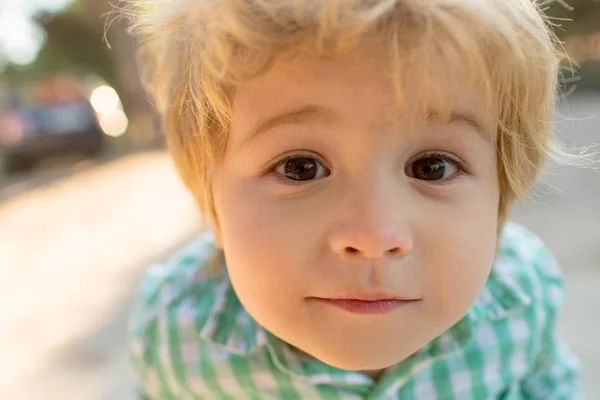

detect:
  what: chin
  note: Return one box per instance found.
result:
[308,347,405,372]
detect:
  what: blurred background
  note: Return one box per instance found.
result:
[0,1,598,399]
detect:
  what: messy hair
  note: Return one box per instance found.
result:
[119,0,578,232]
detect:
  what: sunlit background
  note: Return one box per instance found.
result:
[0,1,598,399]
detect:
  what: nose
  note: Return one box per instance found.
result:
[328,192,413,260]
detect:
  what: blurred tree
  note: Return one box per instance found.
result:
[23,0,161,146]
[71,0,162,145]
[71,0,156,124]
[545,0,600,38]
[32,12,115,85]
[546,0,600,89]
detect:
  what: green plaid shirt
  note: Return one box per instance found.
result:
[130,222,582,399]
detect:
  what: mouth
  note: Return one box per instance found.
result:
[307,292,422,315]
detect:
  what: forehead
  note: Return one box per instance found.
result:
[231,41,499,140]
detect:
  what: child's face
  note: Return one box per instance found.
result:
[212,43,500,371]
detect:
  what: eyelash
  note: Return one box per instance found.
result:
[264,150,470,183]
[410,151,471,180]
[264,151,329,181]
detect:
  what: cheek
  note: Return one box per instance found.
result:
[426,225,496,313]
[215,178,303,249]
[212,176,316,333]
[214,178,280,260]
[419,178,499,319]
[212,176,310,292]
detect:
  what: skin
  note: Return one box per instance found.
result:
[211,43,501,377]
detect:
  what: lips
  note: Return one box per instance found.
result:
[308,292,422,315]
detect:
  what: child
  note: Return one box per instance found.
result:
[124,0,583,398]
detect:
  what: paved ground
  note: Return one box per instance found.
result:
[0,93,598,399]
[0,152,200,400]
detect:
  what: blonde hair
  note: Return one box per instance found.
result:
[120,0,574,232]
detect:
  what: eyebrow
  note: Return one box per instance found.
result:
[238,105,338,150]
[432,111,492,143]
[238,105,492,150]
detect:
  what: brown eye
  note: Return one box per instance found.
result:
[274,155,329,181]
[408,156,458,181]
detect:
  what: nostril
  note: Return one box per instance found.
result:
[343,246,403,257]
[345,247,359,255]
[388,247,402,255]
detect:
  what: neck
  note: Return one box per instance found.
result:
[361,368,386,381]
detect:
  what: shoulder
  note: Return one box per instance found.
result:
[130,232,226,332]
[468,221,566,344]
[496,221,565,314]
[467,221,566,358]
[455,222,568,382]
[426,222,581,398]
[128,232,239,397]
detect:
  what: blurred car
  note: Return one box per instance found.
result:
[0,99,104,173]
